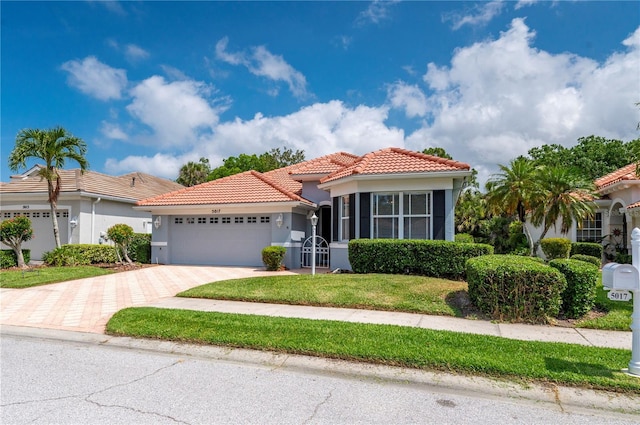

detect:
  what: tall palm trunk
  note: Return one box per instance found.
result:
[47,174,62,249]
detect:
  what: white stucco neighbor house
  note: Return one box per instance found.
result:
[135,147,472,270]
[526,162,640,257]
[0,166,184,260]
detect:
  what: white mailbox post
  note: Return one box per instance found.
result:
[602,227,640,377]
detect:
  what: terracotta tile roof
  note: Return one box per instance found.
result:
[0,168,183,201]
[627,201,640,210]
[320,147,470,183]
[137,170,314,206]
[595,163,639,189]
[288,152,359,176]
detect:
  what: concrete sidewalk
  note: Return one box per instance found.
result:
[147,297,633,350]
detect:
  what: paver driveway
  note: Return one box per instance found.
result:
[0,265,295,333]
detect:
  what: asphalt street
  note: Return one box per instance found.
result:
[1,333,638,425]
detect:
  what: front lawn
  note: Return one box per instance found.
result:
[107,307,640,394]
[575,283,633,331]
[0,266,114,288]
[179,274,470,317]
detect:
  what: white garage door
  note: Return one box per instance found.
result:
[169,215,272,266]
[2,210,69,261]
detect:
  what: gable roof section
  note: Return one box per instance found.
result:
[0,168,183,201]
[595,163,639,190]
[320,147,471,184]
[288,152,359,177]
[137,170,314,207]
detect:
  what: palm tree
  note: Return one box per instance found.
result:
[176,157,210,187]
[8,127,89,248]
[485,157,541,256]
[529,166,597,256]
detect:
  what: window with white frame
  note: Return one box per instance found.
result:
[372,192,431,239]
[576,212,602,242]
[340,195,350,240]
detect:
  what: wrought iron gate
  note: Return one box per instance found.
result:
[301,236,329,268]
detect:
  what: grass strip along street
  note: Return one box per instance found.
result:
[0,266,114,289]
[179,274,631,331]
[106,307,640,394]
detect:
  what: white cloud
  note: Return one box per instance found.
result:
[356,0,399,26]
[104,153,193,180]
[126,76,226,148]
[514,0,538,10]
[100,121,128,140]
[215,37,309,98]
[204,100,403,161]
[125,44,150,62]
[402,19,639,187]
[444,1,505,31]
[61,56,127,100]
[387,82,428,118]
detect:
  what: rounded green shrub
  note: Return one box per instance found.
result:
[549,259,599,319]
[454,233,474,243]
[569,254,601,267]
[540,238,571,260]
[262,246,286,271]
[129,233,151,263]
[466,255,566,324]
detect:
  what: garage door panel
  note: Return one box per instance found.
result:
[2,210,68,261]
[169,217,271,266]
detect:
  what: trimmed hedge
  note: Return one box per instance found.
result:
[42,244,118,266]
[348,239,493,280]
[570,254,601,267]
[570,242,603,259]
[129,233,151,263]
[0,249,31,269]
[466,255,566,324]
[549,259,599,319]
[262,246,286,271]
[540,238,571,260]
[614,253,632,264]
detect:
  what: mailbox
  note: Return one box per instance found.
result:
[602,263,640,290]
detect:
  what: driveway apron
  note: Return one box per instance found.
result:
[0,265,292,334]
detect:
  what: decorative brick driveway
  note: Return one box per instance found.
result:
[0,265,294,333]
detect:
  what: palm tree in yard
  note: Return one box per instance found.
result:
[529,166,597,256]
[485,157,541,256]
[8,127,89,249]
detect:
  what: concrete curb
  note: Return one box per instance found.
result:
[2,324,639,419]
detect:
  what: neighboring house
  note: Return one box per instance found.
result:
[526,162,640,257]
[136,147,471,270]
[0,166,184,260]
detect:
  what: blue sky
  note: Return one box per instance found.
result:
[2,1,639,185]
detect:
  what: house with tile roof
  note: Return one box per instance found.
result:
[136,147,472,270]
[526,162,640,258]
[0,166,184,260]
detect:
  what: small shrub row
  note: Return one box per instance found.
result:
[466,255,566,324]
[454,233,474,243]
[262,246,286,271]
[0,249,31,269]
[570,242,603,259]
[349,239,493,280]
[43,244,118,266]
[570,254,601,267]
[549,259,599,319]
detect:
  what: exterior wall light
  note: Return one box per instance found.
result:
[69,217,78,228]
[154,216,162,229]
[276,213,284,228]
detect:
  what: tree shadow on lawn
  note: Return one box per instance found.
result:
[544,357,616,378]
[445,290,487,319]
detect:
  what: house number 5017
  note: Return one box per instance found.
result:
[211,209,221,214]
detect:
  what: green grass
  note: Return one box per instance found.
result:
[575,283,633,331]
[179,274,468,317]
[0,266,114,288]
[107,307,640,393]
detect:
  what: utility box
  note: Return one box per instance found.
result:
[602,263,640,290]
